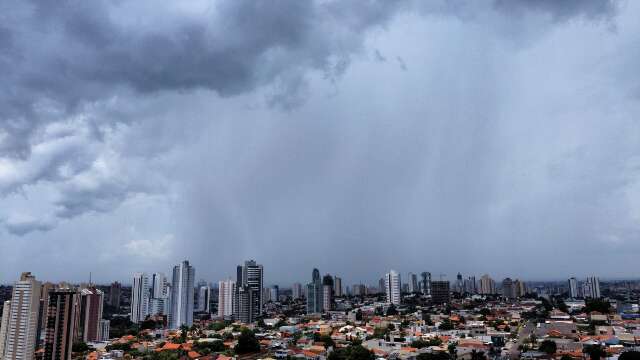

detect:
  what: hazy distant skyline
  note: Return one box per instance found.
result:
[2,0,640,285]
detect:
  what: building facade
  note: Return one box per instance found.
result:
[130,273,150,324]
[218,279,236,318]
[170,260,195,329]
[43,289,78,360]
[430,281,450,304]
[384,270,401,305]
[4,272,42,360]
[234,260,263,323]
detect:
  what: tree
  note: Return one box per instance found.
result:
[234,328,260,354]
[539,340,557,355]
[416,352,451,360]
[560,355,573,360]
[328,344,374,360]
[194,340,225,354]
[176,325,189,344]
[386,304,398,316]
[584,299,611,314]
[411,338,442,349]
[619,351,640,360]
[448,342,457,359]
[439,319,454,331]
[314,333,335,349]
[72,342,91,353]
[208,322,226,331]
[584,344,607,360]
[140,319,160,330]
[470,350,485,360]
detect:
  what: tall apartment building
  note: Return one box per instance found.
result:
[479,274,496,295]
[130,273,150,324]
[218,279,236,318]
[384,270,401,305]
[235,286,254,324]
[43,289,78,360]
[408,273,418,293]
[430,281,450,304]
[584,276,601,299]
[333,277,343,297]
[420,272,431,295]
[568,277,579,299]
[292,283,303,300]
[108,282,121,309]
[322,275,334,311]
[0,300,11,358]
[37,282,56,348]
[170,260,195,329]
[76,287,104,343]
[98,320,110,341]
[455,273,464,293]
[4,272,42,360]
[464,276,477,294]
[306,269,323,314]
[195,280,211,313]
[502,278,515,299]
[514,279,526,298]
[148,273,169,316]
[234,260,263,323]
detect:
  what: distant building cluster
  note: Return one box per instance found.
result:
[0,261,628,360]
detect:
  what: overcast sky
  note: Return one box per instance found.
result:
[1,0,639,286]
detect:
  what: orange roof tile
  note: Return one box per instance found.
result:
[188,351,202,359]
[162,343,181,350]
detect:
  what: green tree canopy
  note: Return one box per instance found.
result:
[416,352,451,360]
[234,328,260,354]
[328,344,374,360]
[539,340,557,355]
[619,351,640,360]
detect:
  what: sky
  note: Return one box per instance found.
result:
[1,0,640,286]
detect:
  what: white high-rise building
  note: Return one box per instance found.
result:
[568,277,579,299]
[0,300,11,358]
[4,272,42,360]
[151,273,167,299]
[130,273,150,324]
[195,281,211,313]
[384,270,401,305]
[584,276,601,299]
[170,260,195,329]
[218,279,236,318]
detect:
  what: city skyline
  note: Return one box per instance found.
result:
[0,265,627,288]
[3,1,640,284]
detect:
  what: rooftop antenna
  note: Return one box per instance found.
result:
[89,272,92,286]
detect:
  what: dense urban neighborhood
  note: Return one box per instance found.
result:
[1,261,639,360]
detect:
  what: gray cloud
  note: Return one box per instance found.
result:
[1,0,638,284]
[492,0,617,21]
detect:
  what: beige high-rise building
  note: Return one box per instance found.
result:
[4,272,42,360]
[479,274,496,295]
[0,300,12,358]
[218,279,236,318]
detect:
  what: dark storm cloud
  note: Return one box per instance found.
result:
[493,0,617,21]
[0,0,411,232]
[1,0,638,284]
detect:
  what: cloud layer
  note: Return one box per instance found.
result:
[1,0,639,285]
